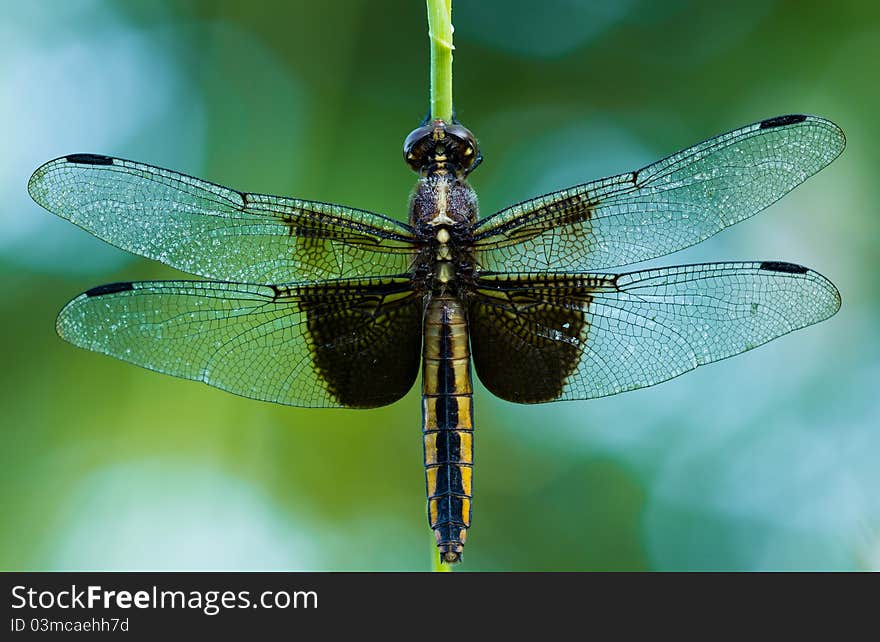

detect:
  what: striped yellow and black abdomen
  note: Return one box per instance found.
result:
[422,294,473,564]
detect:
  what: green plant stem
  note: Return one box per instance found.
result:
[426,0,454,122]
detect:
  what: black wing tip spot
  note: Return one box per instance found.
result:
[65,153,115,166]
[759,261,809,274]
[85,282,135,297]
[759,114,808,129]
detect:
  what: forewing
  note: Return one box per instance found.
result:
[472,115,845,271]
[57,277,422,408]
[469,262,840,403]
[29,155,418,282]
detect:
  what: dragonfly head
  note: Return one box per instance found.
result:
[404,120,482,178]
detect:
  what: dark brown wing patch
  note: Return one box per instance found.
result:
[473,191,596,249]
[299,281,422,408]
[467,274,603,403]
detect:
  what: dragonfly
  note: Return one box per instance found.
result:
[29,113,844,564]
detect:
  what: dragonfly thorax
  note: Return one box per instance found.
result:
[408,171,478,291]
[409,174,478,230]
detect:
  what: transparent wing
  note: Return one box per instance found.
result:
[469,261,840,403]
[472,115,845,271]
[29,155,419,282]
[56,277,422,408]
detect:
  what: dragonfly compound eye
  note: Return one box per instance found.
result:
[403,124,435,173]
[443,123,481,174]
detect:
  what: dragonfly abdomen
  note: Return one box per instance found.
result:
[422,295,473,564]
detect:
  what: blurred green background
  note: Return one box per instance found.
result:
[2,0,878,571]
